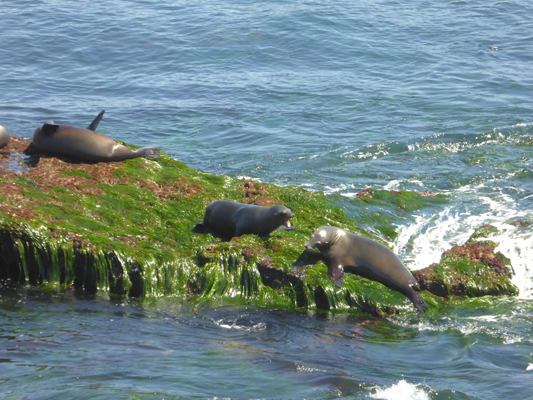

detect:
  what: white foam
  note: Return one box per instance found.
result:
[214,319,266,332]
[511,122,533,128]
[295,364,326,373]
[391,184,533,299]
[394,206,473,271]
[383,180,401,191]
[323,183,359,197]
[369,380,430,400]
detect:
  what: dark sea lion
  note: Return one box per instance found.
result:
[193,200,295,240]
[305,226,429,314]
[0,125,9,148]
[32,110,161,162]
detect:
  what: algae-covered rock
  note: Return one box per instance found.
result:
[0,138,519,317]
[413,225,518,298]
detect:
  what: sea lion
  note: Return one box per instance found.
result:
[0,125,9,148]
[32,110,161,162]
[305,226,429,314]
[193,200,295,240]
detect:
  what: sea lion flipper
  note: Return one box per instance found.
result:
[328,260,345,288]
[133,147,161,159]
[41,123,60,136]
[86,110,105,131]
[278,225,297,231]
[406,286,430,315]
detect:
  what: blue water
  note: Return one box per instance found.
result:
[1,0,533,399]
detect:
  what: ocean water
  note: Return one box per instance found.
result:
[1,0,533,399]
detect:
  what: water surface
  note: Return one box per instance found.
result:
[1,0,532,398]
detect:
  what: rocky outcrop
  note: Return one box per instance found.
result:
[0,138,519,317]
[413,225,518,298]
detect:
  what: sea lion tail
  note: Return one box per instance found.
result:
[134,147,162,159]
[406,286,430,315]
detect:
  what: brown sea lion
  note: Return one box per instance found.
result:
[32,110,161,162]
[0,125,9,148]
[193,200,295,241]
[305,226,429,314]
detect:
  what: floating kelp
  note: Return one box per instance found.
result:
[0,138,518,317]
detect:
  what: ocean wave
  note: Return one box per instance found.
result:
[369,379,431,400]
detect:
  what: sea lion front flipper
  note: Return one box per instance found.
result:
[86,110,105,131]
[41,123,61,136]
[406,286,430,315]
[278,225,297,231]
[327,259,345,288]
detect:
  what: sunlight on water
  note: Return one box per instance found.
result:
[407,308,530,344]
[2,0,533,398]
[214,318,267,332]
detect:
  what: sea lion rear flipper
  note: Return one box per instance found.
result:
[328,261,345,288]
[86,110,105,131]
[134,147,162,159]
[406,286,430,315]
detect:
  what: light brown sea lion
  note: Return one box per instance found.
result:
[32,110,161,162]
[0,125,9,148]
[193,200,295,241]
[305,226,429,314]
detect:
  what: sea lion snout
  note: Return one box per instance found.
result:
[272,205,294,227]
[283,211,295,227]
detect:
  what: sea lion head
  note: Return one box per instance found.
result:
[305,226,345,250]
[270,205,294,228]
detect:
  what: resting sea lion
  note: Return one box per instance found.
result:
[193,200,295,240]
[32,110,161,162]
[0,125,9,148]
[305,226,429,314]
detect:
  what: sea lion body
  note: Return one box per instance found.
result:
[305,226,429,314]
[0,125,9,148]
[194,200,294,240]
[32,110,161,162]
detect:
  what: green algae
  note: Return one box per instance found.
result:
[344,189,450,240]
[0,145,518,317]
[414,225,519,299]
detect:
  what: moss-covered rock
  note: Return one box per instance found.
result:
[0,138,518,317]
[413,225,518,298]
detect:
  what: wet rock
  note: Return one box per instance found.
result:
[413,226,518,298]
